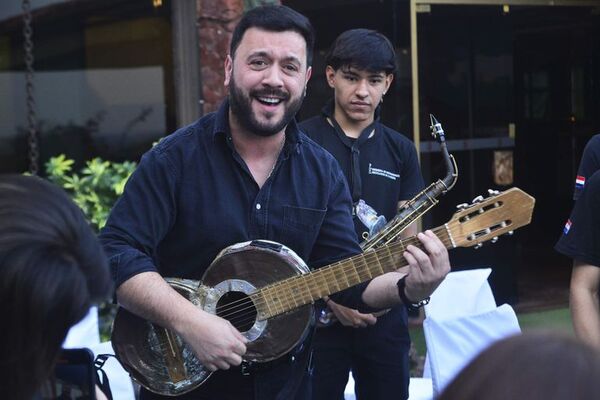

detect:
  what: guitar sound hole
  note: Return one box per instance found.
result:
[216,291,257,333]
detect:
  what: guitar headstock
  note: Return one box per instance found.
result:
[447,187,535,248]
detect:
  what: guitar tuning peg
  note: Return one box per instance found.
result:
[472,195,484,204]
[474,243,483,249]
[488,189,500,196]
[456,202,469,210]
[491,237,499,243]
[507,230,514,236]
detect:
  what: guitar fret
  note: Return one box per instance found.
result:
[349,259,361,286]
[354,255,372,281]
[300,275,312,303]
[383,246,395,272]
[366,251,385,276]
[324,265,341,295]
[271,286,284,315]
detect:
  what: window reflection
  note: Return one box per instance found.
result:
[0,0,174,173]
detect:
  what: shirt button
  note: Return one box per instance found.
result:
[256,203,261,210]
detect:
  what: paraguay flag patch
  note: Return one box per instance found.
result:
[575,175,586,189]
[563,219,572,235]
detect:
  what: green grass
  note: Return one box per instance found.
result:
[518,307,573,334]
[409,307,573,358]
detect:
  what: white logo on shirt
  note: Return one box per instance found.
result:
[368,163,400,180]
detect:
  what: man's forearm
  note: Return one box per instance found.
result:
[570,261,600,349]
[361,271,406,309]
[570,286,600,349]
[116,271,201,333]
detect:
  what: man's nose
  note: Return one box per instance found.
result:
[262,65,284,87]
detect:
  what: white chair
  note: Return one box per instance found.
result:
[63,306,101,348]
[422,268,521,396]
[88,341,136,400]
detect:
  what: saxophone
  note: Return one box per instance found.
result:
[360,114,458,251]
[317,115,457,326]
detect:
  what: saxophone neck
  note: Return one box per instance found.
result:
[430,114,458,193]
[440,141,458,192]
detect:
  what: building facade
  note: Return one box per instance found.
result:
[1,0,599,305]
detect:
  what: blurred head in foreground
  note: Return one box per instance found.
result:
[437,331,600,400]
[0,174,112,399]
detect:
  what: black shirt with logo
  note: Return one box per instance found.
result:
[300,101,424,240]
[574,134,600,200]
[556,169,600,267]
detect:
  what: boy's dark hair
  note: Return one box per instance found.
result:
[326,29,397,75]
[0,174,112,399]
[230,5,315,66]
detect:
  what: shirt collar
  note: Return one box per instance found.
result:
[320,98,380,148]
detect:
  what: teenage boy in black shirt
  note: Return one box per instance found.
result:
[301,29,424,400]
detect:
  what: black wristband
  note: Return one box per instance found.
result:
[397,276,430,311]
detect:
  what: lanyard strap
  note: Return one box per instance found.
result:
[327,117,377,203]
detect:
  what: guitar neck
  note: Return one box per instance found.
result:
[255,224,453,319]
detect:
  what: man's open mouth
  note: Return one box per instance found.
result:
[256,96,284,106]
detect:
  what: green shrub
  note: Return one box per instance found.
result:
[45,154,136,231]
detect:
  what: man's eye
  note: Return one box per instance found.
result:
[251,60,267,67]
[284,64,299,72]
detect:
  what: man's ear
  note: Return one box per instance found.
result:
[306,66,312,84]
[224,54,233,86]
[325,66,336,89]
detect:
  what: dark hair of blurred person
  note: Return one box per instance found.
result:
[0,174,112,399]
[437,331,600,400]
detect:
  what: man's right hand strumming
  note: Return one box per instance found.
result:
[176,310,248,371]
[117,271,248,372]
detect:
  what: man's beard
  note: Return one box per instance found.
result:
[229,76,304,137]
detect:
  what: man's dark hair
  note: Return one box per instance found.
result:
[326,29,397,75]
[230,5,315,66]
[0,174,112,399]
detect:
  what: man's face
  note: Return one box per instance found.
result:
[225,28,312,137]
[326,65,393,125]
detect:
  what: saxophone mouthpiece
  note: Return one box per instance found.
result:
[429,114,445,141]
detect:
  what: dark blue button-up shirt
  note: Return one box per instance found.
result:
[100,99,365,293]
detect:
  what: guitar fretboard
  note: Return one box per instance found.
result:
[252,225,452,319]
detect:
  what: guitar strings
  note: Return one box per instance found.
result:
[216,232,458,324]
[216,223,462,323]
[216,211,513,324]
[214,223,463,323]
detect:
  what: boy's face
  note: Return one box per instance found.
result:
[326,65,393,125]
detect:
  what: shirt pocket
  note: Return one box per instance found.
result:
[282,206,326,257]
